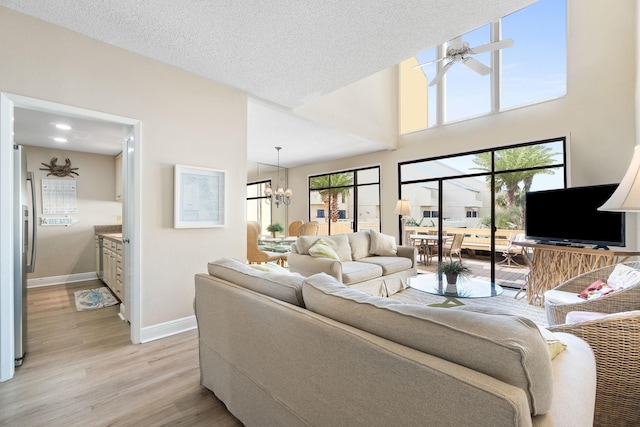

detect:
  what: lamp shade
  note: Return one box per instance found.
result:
[393,199,412,216]
[599,145,640,212]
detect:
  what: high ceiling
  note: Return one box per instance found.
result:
[1,0,536,166]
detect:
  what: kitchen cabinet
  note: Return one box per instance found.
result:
[96,234,126,319]
[115,152,123,202]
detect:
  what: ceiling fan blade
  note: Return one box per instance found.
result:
[411,57,445,70]
[428,61,455,87]
[449,37,463,50]
[470,38,514,54]
[463,57,492,75]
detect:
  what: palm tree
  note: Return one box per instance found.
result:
[471,145,559,228]
[471,145,558,209]
[310,173,354,224]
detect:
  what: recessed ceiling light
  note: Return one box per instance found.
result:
[54,137,67,143]
[55,123,72,130]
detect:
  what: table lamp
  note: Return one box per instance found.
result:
[599,145,640,211]
[393,199,412,244]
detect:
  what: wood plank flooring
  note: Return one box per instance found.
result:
[0,280,242,427]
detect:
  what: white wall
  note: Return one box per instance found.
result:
[287,0,639,249]
[24,146,122,279]
[0,7,248,328]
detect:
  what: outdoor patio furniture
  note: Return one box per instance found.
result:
[548,310,640,426]
[497,233,526,267]
[544,261,640,326]
[443,233,465,262]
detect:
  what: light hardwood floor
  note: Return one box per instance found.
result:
[0,280,242,426]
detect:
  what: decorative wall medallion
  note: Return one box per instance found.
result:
[40,157,80,177]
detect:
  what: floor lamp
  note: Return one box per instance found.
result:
[393,199,412,245]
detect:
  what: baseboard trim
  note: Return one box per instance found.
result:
[140,315,197,343]
[27,272,99,288]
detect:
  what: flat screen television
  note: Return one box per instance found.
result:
[524,183,625,248]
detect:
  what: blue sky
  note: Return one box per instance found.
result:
[414,0,566,123]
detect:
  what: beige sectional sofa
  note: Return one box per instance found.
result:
[287,230,416,296]
[194,257,597,427]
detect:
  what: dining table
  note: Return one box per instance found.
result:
[409,234,453,265]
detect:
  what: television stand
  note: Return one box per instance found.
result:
[513,242,640,306]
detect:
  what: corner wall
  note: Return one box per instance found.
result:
[0,7,248,328]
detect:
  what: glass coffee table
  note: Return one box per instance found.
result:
[407,274,503,298]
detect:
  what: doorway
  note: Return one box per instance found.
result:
[0,93,141,381]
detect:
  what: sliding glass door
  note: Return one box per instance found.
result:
[399,138,566,287]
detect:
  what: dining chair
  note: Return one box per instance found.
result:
[247,221,285,266]
[288,220,303,238]
[298,221,319,236]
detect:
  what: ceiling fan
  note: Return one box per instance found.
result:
[412,37,514,87]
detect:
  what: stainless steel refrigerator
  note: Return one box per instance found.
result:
[13,144,36,367]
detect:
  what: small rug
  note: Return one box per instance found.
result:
[74,287,118,311]
[390,287,548,327]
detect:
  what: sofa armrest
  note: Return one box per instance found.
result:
[288,252,344,281]
[396,245,417,268]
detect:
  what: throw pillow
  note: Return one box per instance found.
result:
[249,262,295,275]
[607,263,640,289]
[369,230,397,256]
[537,326,567,359]
[578,279,616,300]
[308,238,341,260]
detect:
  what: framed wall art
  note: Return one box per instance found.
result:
[174,165,226,228]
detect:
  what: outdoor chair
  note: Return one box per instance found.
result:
[497,233,526,267]
[443,233,464,262]
[548,310,640,426]
[247,221,286,266]
[544,261,640,326]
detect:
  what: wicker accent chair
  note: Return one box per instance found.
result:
[247,221,285,266]
[548,310,640,426]
[544,261,640,326]
[297,221,319,236]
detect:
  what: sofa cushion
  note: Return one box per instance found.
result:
[358,256,412,275]
[308,238,340,260]
[296,234,352,261]
[302,273,553,415]
[369,230,397,256]
[347,230,371,260]
[208,258,305,307]
[341,261,383,285]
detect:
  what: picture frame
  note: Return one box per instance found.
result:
[174,164,226,228]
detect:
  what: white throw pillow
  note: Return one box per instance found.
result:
[369,230,397,256]
[607,263,640,289]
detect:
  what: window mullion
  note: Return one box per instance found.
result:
[436,43,446,125]
[491,21,501,113]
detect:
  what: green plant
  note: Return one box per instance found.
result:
[437,260,471,277]
[266,222,284,236]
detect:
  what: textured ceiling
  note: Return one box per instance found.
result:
[1,0,536,166]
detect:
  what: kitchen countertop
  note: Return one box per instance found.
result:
[99,233,123,242]
[95,225,123,242]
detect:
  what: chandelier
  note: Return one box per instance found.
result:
[264,146,291,207]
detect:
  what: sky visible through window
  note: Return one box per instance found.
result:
[412,0,566,124]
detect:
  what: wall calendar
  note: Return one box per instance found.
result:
[41,179,78,214]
